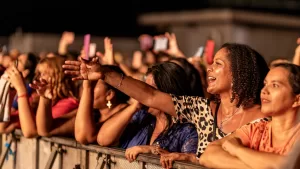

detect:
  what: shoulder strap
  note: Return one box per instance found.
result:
[212,102,220,141]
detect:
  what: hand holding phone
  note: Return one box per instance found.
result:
[193,46,204,57]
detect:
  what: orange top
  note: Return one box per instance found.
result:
[236,121,300,155]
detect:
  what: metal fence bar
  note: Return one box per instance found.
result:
[44,146,60,169]
[0,135,13,168]
[12,130,206,169]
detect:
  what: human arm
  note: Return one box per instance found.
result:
[6,66,37,138]
[223,137,285,169]
[293,38,300,66]
[159,124,199,168]
[62,58,176,117]
[125,145,158,162]
[97,101,140,146]
[199,134,252,169]
[58,31,74,55]
[31,77,77,137]
[74,80,99,144]
[154,32,185,58]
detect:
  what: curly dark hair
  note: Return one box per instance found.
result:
[221,43,269,108]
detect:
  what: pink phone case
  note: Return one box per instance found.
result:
[83,34,91,60]
[205,40,215,64]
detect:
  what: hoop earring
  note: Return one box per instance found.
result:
[106,100,112,109]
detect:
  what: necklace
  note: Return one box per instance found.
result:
[220,106,242,130]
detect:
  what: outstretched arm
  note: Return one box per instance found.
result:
[63,58,176,117]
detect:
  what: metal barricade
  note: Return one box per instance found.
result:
[0,130,207,169]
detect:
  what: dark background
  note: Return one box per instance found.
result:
[1,0,300,37]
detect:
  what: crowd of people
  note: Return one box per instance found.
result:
[0,31,299,169]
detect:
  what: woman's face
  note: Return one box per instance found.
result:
[36,63,50,81]
[17,54,27,72]
[93,80,110,109]
[145,73,161,116]
[260,67,298,116]
[206,48,232,94]
[17,54,31,78]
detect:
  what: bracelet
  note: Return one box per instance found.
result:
[17,93,27,100]
[116,73,124,88]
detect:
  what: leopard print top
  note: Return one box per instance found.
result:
[171,94,270,158]
[171,95,226,157]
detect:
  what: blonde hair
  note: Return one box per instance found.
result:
[35,56,75,103]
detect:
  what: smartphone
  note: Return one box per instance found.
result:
[82,34,91,61]
[153,37,168,51]
[205,40,215,64]
[89,43,97,57]
[193,46,204,57]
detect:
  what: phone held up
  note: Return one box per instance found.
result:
[204,39,215,65]
[153,37,168,51]
[81,34,97,62]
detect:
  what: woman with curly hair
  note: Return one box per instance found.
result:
[63,43,270,165]
[200,63,300,169]
[0,56,79,137]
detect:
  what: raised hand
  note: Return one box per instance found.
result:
[293,38,300,65]
[165,32,179,55]
[62,57,102,81]
[154,32,185,58]
[29,77,53,99]
[5,65,26,93]
[131,51,143,69]
[96,37,114,65]
[60,31,75,45]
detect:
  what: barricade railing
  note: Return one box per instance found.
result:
[0,130,208,169]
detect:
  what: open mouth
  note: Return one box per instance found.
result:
[207,76,216,84]
[261,98,270,103]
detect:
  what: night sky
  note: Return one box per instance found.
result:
[1,0,299,37]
